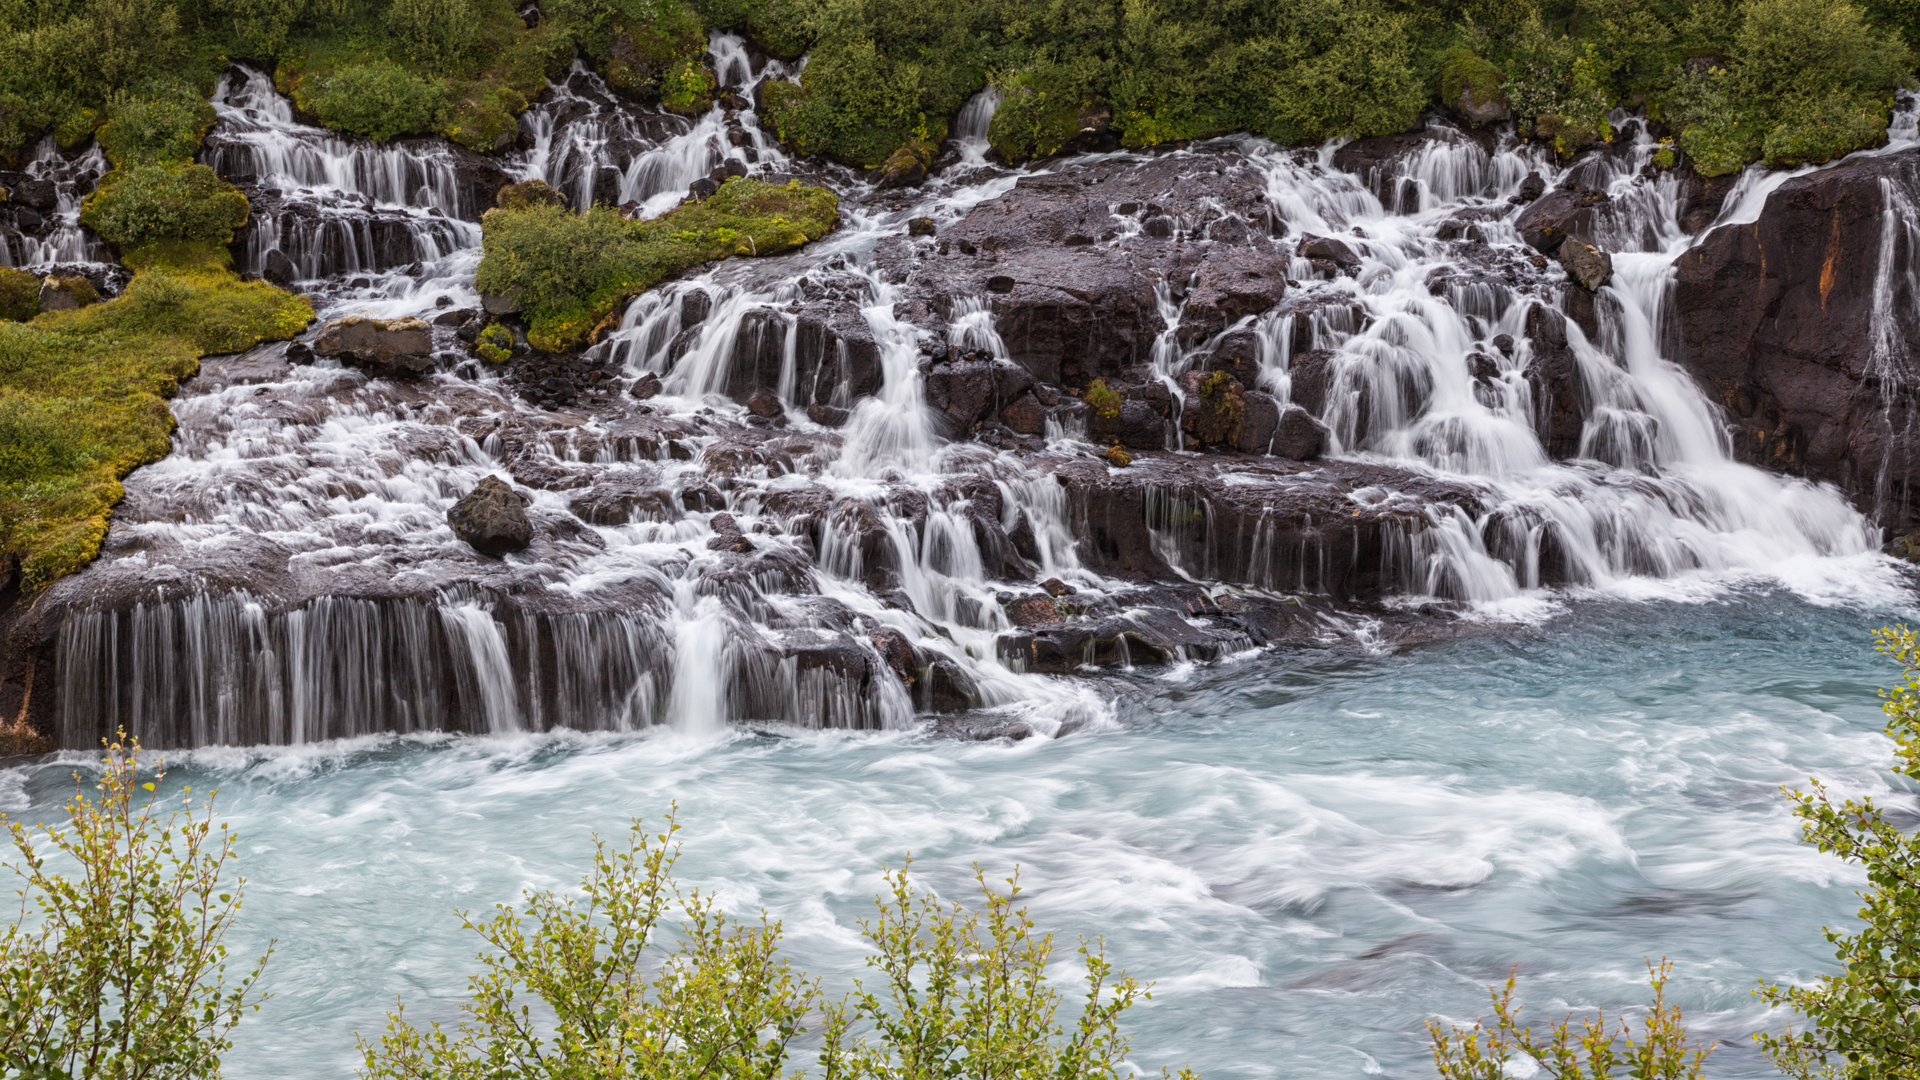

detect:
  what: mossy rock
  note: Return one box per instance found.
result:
[879,140,936,187]
[0,268,38,322]
[475,322,514,363]
[475,177,839,353]
[497,179,568,210]
[1183,370,1245,446]
[37,275,100,312]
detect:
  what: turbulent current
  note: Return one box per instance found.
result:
[1,588,1914,1080]
[5,31,1920,1078]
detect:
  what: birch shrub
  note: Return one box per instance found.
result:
[0,737,271,1080]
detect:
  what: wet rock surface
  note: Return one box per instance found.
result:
[0,56,1900,747]
[1671,146,1920,532]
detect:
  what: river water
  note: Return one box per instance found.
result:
[4,572,1916,1079]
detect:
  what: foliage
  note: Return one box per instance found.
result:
[1083,379,1121,418]
[0,735,271,1079]
[97,80,216,166]
[0,267,37,323]
[1665,63,1760,176]
[385,0,477,65]
[1429,960,1715,1080]
[475,322,514,363]
[304,61,452,142]
[989,63,1093,162]
[819,862,1174,1080]
[1754,625,1920,1080]
[475,177,838,352]
[1438,47,1505,110]
[359,815,819,1080]
[0,244,310,590]
[80,164,251,249]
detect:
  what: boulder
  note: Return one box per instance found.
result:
[907,216,936,236]
[1299,234,1360,276]
[1453,86,1511,127]
[481,289,522,316]
[1558,239,1613,291]
[999,391,1048,435]
[1089,398,1166,450]
[1515,187,1607,253]
[313,315,436,378]
[630,371,662,399]
[1179,370,1247,447]
[262,249,298,285]
[1270,404,1328,460]
[447,476,533,555]
[37,275,98,311]
[880,142,932,188]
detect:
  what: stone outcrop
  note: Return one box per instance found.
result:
[313,315,436,378]
[1670,147,1920,532]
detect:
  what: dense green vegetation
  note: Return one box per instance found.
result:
[4,0,1911,174]
[0,243,310,591]
[474,175,837,352]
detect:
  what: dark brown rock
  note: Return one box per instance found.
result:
[313,315,436,378]
[1270,404,1328,460]
[1558,239,1613,291]
[447,476,533,555]
[1516,187,1607,254]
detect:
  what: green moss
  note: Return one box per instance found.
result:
[0,268,38,323]
[0,244,312,591]
[80,164,251,250]
[1187,370,1244,446]
[1083,379,1121,419]
[475,177,839,353]
[476,323,515,363]
[1438,47,1506,110]
[54,107,102,151]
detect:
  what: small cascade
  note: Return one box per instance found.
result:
[0,137,113,271]
[952,87,1002,166]
[206,66,484,285]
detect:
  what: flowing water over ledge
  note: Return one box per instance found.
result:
[3,586,1914,1079]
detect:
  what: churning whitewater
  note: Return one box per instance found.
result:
[13,34,1914,750]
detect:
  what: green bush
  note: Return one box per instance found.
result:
[0,739,271,1078]
[53,106,101,150]
[1438,46,1505,110]
[1762,87,1891,165]
[1250,0,1428,143]
[80,163,251,249]
[989,62,1095,162]
[385,0,477,63]
[307,60,451,141]
[0,267,37,322]
[97,80,217,166]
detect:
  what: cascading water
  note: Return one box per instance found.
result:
[29,38,1919,750]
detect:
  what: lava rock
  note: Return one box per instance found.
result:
[880,143,931,188]
[630,371,662,399]
[284,341,315,365]
[1516,187,1607,253]
[746,391,784,417]
[447,476,533,555]
[262,249,298,285]
[1558,239,1613,291]
[907,216,936,236]
[1270,404,1329,460]
[1089,398,1166,450]
[481,289,523,316]
[313,315,436,378]
[37,274,98,311]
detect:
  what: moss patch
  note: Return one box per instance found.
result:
[0,269,38,323]
[1083,379,1121,419]
[475,177,838,353]
[0,244,311,592]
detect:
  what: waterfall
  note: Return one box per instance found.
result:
[35,39,1916,748]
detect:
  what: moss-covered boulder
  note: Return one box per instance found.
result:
[474,177,839,353]
[601,10,708,103]
[0,268,38,322]
[1179,370,1246,448]
[879,140,935,187]
[497,179,569,210]
[37,275,100,312]
[1437,49,1508,127]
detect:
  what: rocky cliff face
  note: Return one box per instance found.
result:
[1671,148,1920,534]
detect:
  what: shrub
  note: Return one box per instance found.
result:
[1429,961,1714,1080]
[1438,47,1505,112]
[1665,63,1759,175]
[359,816,822,1080]
[80,163,251,249]
[1083,379,1121,418]
[989,62,1094,163]
[0,267,37,322]
[1755,625,1920,1079]
[1735,0,1908,106]
[0,736,272,1078]
[54,105,101,150]
[820,863,1174,1080]
[307,61,450,142]
[385,0,478,64]
[1251,0,1428,143]
[98,79,217,166]
[1762,88,1891,165]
